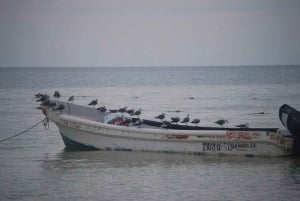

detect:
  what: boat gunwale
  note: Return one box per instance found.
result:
[59,114,235,136]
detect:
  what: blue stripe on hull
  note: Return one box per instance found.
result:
[60,131,99,150]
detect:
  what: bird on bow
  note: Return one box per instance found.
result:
[53,91,61,98]
[55,104,65,111]
[88,99,98,107]
[35,93,43,98]
[49,102,57,108]
[36,94,49,102]
[41,100,51,107]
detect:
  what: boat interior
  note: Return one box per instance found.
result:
[46,100,279,132]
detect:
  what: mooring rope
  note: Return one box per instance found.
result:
[0,118,47,143]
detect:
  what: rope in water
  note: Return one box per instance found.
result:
[0,118,48,143]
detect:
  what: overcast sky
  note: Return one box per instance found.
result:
[0,0,300,67]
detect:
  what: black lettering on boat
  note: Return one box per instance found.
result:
[202,142,257,152]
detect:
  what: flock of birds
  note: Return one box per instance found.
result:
[36,91,250,128]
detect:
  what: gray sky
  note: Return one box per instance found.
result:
[0,0,300,67]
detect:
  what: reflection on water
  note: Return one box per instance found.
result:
[45,149,294,167]
[43,149,300,172]
[34,150,300,201]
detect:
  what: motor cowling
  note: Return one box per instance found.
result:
[279,104,300,136]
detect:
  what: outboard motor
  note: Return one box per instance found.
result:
[279,104,300,154]
[279,104,300,136]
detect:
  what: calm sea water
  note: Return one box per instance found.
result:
[1,66,300,201]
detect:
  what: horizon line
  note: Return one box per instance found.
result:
[0,64,300,68]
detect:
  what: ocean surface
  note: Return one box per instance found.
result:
[1,66,300,201]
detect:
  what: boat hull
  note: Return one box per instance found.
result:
[55,121,292,157]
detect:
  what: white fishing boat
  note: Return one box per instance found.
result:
[38,97,300,157]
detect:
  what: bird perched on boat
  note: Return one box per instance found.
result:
[181,114,190,125]
[161,120,172,128]
[55,104,65,111]
[134,109,142,118]
[215,119,229,127]
[126,109,135,116]
[170,117,180,124]
[97,106,107,112]
[68,95,74,102]
[49,102,57,108]
[41,100,51,107]
[155,113,165,121]
[35,93,43,98]
[191,118,200,126]
[118,106,127,113]
[235,123,249,128]
[53,91,61,98]
[36,94,49,102]
[88,99,97,107]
